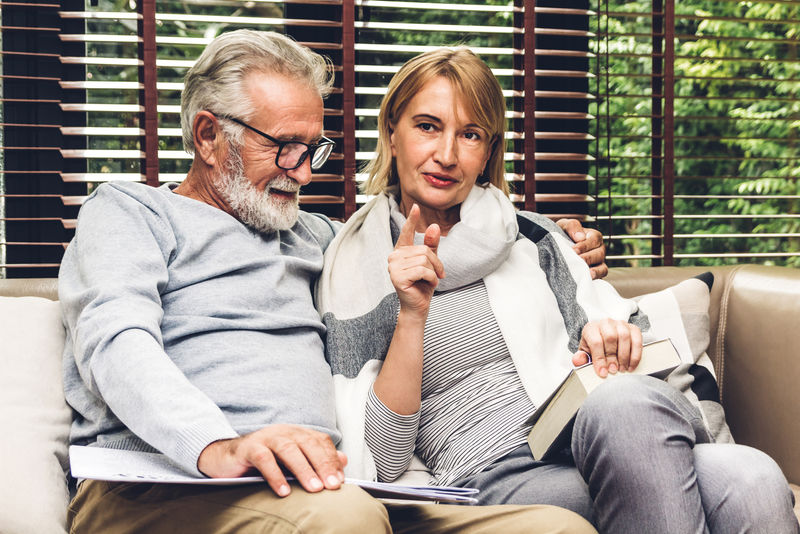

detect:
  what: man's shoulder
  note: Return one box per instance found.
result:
[85,181,170,211]
[296,211,340,250]
[75,182,178,241]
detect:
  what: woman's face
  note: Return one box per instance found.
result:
[390,76,492,224]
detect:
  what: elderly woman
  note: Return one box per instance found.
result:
[316,48,799,532]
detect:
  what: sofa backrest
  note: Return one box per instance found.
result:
[0,277,58,300]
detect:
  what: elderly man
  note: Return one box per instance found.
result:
[60,30,603,533]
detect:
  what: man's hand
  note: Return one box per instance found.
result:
[572,319,642,378]
[387,203,445,318]
[197,425,347,497]
[557,218,608,279]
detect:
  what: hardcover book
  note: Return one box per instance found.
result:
[527,338,681,461]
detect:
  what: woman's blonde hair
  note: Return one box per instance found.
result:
[361,47,508,196]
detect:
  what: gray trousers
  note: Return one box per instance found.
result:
[454,375,799,534]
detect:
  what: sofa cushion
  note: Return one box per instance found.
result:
[635,275,733,444]
[635,274,711,362]
[0,296,70,534]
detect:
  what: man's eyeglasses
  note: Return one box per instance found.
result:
[215,114,335,171]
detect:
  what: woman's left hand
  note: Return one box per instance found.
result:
[572,319,642,378]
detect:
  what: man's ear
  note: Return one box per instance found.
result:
[192,111,224,166]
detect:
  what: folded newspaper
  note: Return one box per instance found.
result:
[68,445,478,504]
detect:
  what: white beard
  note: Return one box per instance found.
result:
[214,145,300,233]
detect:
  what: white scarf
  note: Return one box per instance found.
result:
[316,184,641,480]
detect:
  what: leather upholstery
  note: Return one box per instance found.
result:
[606,265,800,484]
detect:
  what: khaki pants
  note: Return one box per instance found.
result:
[68,479,596,534]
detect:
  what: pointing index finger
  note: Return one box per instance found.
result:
[396,204,419,249]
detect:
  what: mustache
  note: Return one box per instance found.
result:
[266,176,300,195]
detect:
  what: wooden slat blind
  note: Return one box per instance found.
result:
[1,0,76,276]
[594,0,800,266]
[352,1,525,207]
[8,0,795,274]
[2,0,596,276]
[1,0,352,277]
[527,0,596,220]
[56,1,348,212]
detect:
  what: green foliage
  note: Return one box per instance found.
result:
[593,0,800,266]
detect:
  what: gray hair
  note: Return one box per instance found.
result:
[181,30,334,153]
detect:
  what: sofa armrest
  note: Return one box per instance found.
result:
[720,265,800,486]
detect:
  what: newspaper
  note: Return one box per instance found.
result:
[68,445,478,504]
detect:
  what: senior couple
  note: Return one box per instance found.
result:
[61,30,797,533]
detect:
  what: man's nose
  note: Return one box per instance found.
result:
[287,156,314,186]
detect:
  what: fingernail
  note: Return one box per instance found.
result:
[609,363,618,374]
[327,475,340,487]
[309,477,323,491]
[575,232,585,240]
[278,484,290,497]
[599,368,608,378]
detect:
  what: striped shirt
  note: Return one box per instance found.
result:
[364,280,536,486]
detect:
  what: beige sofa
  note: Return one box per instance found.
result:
[0,265,798,533]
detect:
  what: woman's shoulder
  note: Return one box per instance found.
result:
[515,211,568,241]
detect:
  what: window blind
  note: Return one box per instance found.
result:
[353,0,596,221]
[2,0,596,275]
[594,0,800,266]
[7,0,795,274]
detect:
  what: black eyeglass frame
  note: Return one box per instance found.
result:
[214,113,335,171]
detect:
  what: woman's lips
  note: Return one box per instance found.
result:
[422,173,458,187]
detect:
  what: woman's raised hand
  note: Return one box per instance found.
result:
[388,204,445,318]
[572,319,643,378]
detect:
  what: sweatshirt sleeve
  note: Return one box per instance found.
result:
[59,185,238,475]
[364,385,420,482]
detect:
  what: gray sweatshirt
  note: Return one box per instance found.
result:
[60,182,340,476]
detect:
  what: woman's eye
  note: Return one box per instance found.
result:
[417,123,435,132]
[464,131,481,141]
